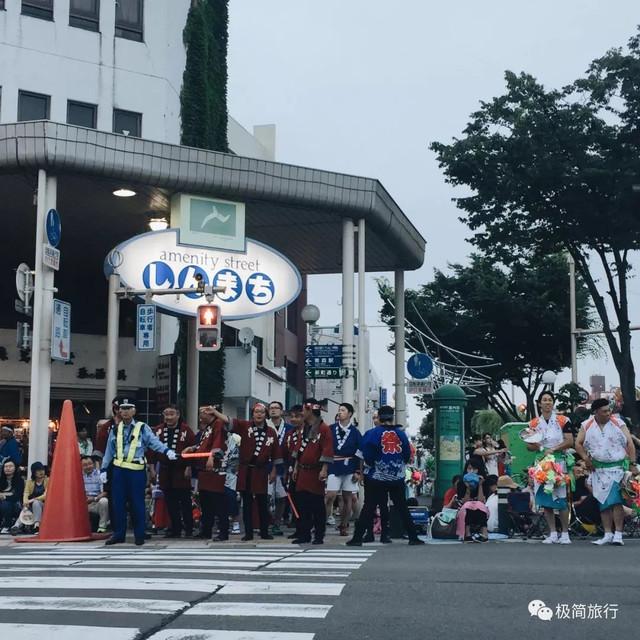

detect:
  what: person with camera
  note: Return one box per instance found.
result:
[101,398,177,546]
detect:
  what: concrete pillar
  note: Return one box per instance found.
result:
[187,318,199,425]
[357,219,368,430]
[105,273,121,416]
[394,270,406,427]
[28,171,56,467]
[341,219,355,404]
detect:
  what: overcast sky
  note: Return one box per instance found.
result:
[227,1,640,430]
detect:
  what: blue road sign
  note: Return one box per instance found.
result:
[46,208,61,248]
[407,353,433,380]
[304,344,342,358]
[379,387,388,405]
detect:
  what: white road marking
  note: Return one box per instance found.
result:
[219,581,344,596]
[0,559,264,568]
[0,625,138,640]
[0,596,187,614]
[0,566,351,578]
[1,577,344,595]
[185,601,332,618]
[270,562,362,570]
[149,630,314,640]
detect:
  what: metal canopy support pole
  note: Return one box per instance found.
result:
[342,218,355,404]
[568,254,578,383]
[394,270,406,427]
[357,219,367,430]
[28,171,56,467]
[105,273,121,416]
[187,318,199,425]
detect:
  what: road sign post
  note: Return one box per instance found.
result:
[304,344,344,379]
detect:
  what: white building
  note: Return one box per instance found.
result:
[0,0,292,425]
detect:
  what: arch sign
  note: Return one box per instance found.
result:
[104,229,302,320]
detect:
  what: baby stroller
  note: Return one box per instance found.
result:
[568,498,602,538]
[506,491,548,539]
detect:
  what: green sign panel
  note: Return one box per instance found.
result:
[305,367,343,379]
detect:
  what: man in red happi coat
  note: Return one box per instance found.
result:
[148,404,196,538]
[291,398,334,545]
[211,404,281,540]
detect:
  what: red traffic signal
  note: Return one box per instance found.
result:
[196,304,221,351]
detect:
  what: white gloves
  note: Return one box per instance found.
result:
[99,471,108,484]
[166,449,178,461]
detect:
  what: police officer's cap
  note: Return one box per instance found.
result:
[115,397,136,409]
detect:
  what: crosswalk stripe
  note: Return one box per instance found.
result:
[1,577,344,595]
[0,566,351,578]
[148,630,314,640]
[218,581,344,596]
[0,624,138,640]
[0,558,266,566]
[185,601,332,618]
[272,562,362,569]
[0,596,187,614]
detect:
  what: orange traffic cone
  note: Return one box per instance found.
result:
[16,400,108,542]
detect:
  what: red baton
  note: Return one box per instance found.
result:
[180,452,212,459]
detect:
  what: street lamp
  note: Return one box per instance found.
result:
[541,370,557,390]
[146,211,169,231]
[301,305,320,397]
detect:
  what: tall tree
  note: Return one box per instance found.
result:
[430,29,640,425]
[177,0,230,412]
[378,253,596,420]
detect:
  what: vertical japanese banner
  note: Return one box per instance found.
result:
[51,299,71,361]
[136,304,156,352]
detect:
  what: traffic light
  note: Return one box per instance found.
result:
[196,304,221,351]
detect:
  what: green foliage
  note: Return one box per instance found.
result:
[470,410,503,436]
[176,0,229,418]
[378,252,596,420]
[429,28,640,425]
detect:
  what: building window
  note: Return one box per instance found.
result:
[253,336,264,366]
[113,108,141,137]
[69,0,99,31]
[18,91,51,122]
[22,0,54,20]
[67,100,97,128]
[115,0,143,42]
[286,303,298,334]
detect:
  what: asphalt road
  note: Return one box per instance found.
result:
[0,538,636,639]
[318,538,640,640]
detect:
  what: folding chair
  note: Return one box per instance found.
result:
[507,491,547,539]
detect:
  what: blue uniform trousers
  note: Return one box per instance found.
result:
[112,466,147,542]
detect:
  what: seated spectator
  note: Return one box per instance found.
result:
[443,475,462,507]
[483,475,499,532]
[0,425,22,466]
[454,459,490,543]
[77,425,93,457]
[81,455,109,533]
[0,459,25,533]
[14,461,48,534]
[573,460,601,525]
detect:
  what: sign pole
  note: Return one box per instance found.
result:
[105,273,121,417]
[394,270,406,427]
[28,171,57,468]
[187,318,199,425]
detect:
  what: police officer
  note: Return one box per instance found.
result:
[101,398,177,546]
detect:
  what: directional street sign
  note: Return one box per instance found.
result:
[406,378,434,395]
[51,299,71,361]
[304,343,344,375]
[407,353,433,380]
[46,208,62,248]
[305,367,344,380]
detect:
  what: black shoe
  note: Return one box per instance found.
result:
[260,533,274,540]
[380,536,393,544]
[134,538,144,546]
[362,534,374,543]
[144,533,152,540]
[105,537,124,546]
[476,535,488,543]
[312,539,324,545]
[213,535,228,542]
[408,538,425,546]
[287,532,299,539]
[241,535,254,541]
[346,538,363,546]
[291,538,311,544]
[463,536,474,543]
[164,531,181,538]
[197,532,211,539]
